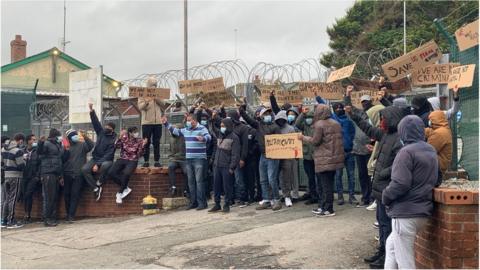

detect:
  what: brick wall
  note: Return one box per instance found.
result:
[15,167,186,219]
[415,188,479,269]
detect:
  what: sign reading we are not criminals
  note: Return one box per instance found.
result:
[411,63,460,86]
[265,133,303,159]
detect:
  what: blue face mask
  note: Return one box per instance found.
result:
[32,142,38,148]
[57,136,63,143]
[200,120,207,126]
[185,121,192,129]
[287,115,296,123]
[71,135,80,143]
[428,120,432,127]
[263,115,272,123]
[220,127,227,134]
[305,118,313,125]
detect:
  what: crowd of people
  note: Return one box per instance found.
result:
[1,77,459,268]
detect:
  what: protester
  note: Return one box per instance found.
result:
[299,104,344,217]
[411,95,432,127]
[243,120,259,203]
[208,118,241,213]
[239,103,282,211]
[286,107,300,200]
[427,85,460,120]
[138,77,165,167]
[383,115,438,269]
[21,134,41,224]
[425,111,452,175]
[295,107,319,205]
[346,105,405,268]
[167,123,187,196]
[109,127,146,204]
[1,136,10,227]
[331,102,356,205]
[275,110,298,207]
[162,114,211,210]
[63,129,94,222]
[81,102,116,201]
[37,129,68,227]
[1,133,26,228]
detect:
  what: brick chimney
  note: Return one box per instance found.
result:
[10,35,27,63]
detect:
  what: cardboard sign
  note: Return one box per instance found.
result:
[265,133,303,159]
[298,82,344,100]
[382,40,441,81]
[178,79,203,94]
[448,64,476,89]
[411,63,460,86]
[258,85,283,103]
[129,86,170,99]
[350,90,381,109]
[69,67,102,124]
[201,77,225,93]
[326,64,356,83]
[350,77,411,94]
[202,90,236,108]
[455,19,479,52]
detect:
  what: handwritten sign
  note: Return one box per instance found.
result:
[350,90,381,109]
[69,68,102,124]
[129,86,170,99]
[447,64,476,89]
[327,64,356,83]
[178,79,203,94]
[349,77,411,94]
[382,40,441,81]
[258,84,282,103]
[411,63,460,86]
[201,77,225,93]
[455,19,479,52]
[202,90,235,108]
[298,82,344,100]
[265,133,303,159]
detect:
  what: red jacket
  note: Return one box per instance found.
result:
[115,134,144,161]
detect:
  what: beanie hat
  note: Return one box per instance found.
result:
[65,129,78,140]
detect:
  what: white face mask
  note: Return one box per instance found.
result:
[132,132,140,138]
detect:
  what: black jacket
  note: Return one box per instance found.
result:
[90,110,117,164]
[38,139,68,176]
[213,118,241,170]
[383,115,438,218]
[351,106,406,202]
[64,136,94,176]
[23,147,40,180]
[239,107,280,155]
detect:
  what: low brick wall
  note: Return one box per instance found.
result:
[14,167,186,219]
[415,187,479,269]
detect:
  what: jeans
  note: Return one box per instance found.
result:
[376,202,392,252]
[244,158,257,202]
[355,154,371,204]
[316,171,335,212]
[142,124,162,163]
[23,177,42,218]
[63,173,83,219]
[41,174,59,224]
[258,154,280,201]
[81,159,113,189]
[234,167,247,202]
[185,159,207,208]
[213,167,234,206]
[303,159,317,200]
[2,177,21,224]
[385,217,428,269]
[335,152,355,197]
[168,160,187,188]
[109,159,138,193]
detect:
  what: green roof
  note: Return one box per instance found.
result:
[1,47,120,85]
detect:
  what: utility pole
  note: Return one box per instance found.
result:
[184,0,188,80]
[234,28,238,59]
[403,1,406,55]
[62,0,70,52]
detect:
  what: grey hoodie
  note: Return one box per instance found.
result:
[382,115,438,218]
[427,96,459,120]
[275,110,296,134]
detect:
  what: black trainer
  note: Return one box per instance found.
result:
[208,204,221,213]
[369,254,385,269]
[142,162,150,168]
[186,204,198,210]
[364,250,384,263]
[154,162,161,167]
[222,205,230,213]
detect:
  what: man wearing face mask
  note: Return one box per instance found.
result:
[37,129,69,227]
[21,134,41,224]
[63,129,94,222]
[1,133,26,228]
[82,102,117,201]
[109,127,147,204]
[161,114,211,210]
[331,102,356,205]
[239,102,282,211]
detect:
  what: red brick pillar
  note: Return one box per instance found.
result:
[415,188,479,269]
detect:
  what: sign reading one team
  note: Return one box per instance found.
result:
[265,133,303,159]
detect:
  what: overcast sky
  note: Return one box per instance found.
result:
[1,0,354,81]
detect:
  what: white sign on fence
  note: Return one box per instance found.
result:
[69,67,103,124]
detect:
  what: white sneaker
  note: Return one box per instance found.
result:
[312,208,323,215]
[285,197,293,207]
[259,200,269,205]
[121,187,132,199]
[366,200,377,211]
[116,193,123,204]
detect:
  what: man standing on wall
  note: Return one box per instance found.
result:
[138,77,165,167]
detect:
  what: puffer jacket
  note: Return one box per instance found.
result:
[138,97,164,125]
[37,138,67,176]
[383,115,438,218]
[303,104,344,173]
[295,111,315,160]
[351,106,405,202]
[213,118,241,170]
[425,111,452,173]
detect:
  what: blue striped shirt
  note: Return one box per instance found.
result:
[166,123,211,159]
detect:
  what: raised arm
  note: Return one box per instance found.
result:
[349,112,384,141]
[239,105,259,129]
[270,92,281,114]
[88,103,103,135]
[295,110,306,131]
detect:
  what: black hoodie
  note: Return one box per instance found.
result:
[213,118,241,171]
[227,110,250,162]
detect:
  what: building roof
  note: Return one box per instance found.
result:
[1,47,120,86]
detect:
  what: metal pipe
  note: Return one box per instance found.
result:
[403,1,407,55]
